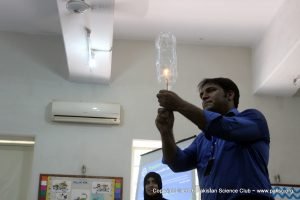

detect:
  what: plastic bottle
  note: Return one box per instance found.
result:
[155,32,177,90]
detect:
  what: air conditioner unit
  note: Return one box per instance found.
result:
[51,101,120,125]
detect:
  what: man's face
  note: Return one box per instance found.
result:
[200,83,233,114]
[145,177,159,196]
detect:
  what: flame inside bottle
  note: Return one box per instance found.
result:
[155,32,177,90]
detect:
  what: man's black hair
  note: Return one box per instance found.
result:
[198,77,240,108]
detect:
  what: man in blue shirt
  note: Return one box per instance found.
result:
[155,77,274,200]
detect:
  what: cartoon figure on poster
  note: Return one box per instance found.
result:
[51,180,71,200]
[92,182,112,193]
[71,189,90,200]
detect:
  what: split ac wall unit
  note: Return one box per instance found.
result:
[51,101,120,125]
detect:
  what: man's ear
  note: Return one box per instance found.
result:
[226,90,235,101]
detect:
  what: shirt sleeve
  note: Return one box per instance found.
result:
[202,109,270,142]
[162,137,199,172]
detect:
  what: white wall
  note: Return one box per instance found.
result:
[253,0,300,95]
[0,32,300,200]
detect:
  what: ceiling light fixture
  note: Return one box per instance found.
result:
[86,28,96,68]
[0,140,35,145]
[0,136,35,146]
[85,28,113,69]
[66,0,90,13]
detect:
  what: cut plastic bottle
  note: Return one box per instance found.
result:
[155,32,177,90]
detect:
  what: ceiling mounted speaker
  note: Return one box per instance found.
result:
[66,0,90,13]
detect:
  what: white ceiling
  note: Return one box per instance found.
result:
[0,0,286,47]
[3,0,299,96]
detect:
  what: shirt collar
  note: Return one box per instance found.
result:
[225,108,239,116]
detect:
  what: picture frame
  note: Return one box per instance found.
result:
[38,174,123,200]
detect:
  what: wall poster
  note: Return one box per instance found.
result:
[38,174,123,200]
